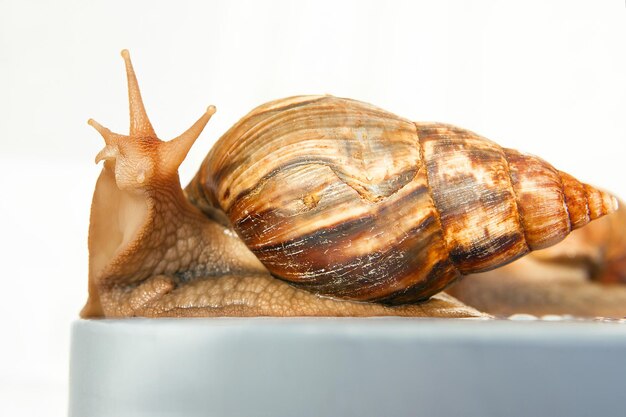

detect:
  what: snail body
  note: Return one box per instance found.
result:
[81,51,616,318]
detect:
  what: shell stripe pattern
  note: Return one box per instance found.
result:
[187,95,612,304]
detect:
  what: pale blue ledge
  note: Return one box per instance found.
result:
[69,318,626,417]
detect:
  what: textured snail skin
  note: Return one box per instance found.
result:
[81,51,616,318]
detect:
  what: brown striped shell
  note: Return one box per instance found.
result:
[186,95,617,304]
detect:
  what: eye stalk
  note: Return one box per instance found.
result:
[87,50,216,187]
[120,49,156,138]
[158,105,216,173]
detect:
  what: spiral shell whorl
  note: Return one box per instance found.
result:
[416,123,617,272]
[416,123,529,274]
[505,150,617,250]
[189,96,459,303]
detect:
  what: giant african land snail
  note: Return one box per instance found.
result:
[81,51,617,318]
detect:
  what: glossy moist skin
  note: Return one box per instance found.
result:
[186,96,616,305]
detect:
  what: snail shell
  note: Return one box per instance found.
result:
[186,96,617,304]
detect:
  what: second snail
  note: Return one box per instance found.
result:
[81,51,619,318]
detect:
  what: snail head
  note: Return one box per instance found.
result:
[88,49,215,191]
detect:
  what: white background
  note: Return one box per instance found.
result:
[1,0,625,415]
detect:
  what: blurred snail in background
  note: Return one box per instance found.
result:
[81,51,619,318]
[449,198,626,318]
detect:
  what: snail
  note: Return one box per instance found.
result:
[81,51,617,318]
